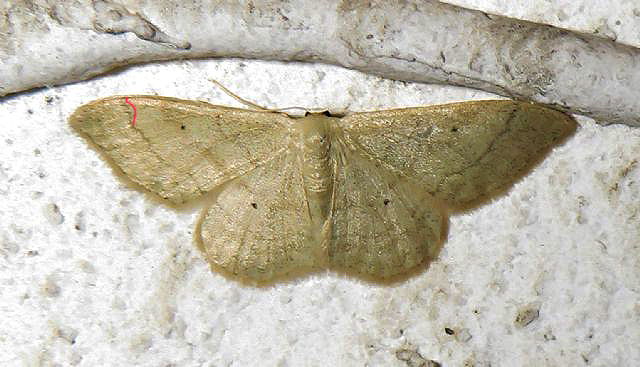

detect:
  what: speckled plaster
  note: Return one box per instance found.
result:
[1,2,639,366]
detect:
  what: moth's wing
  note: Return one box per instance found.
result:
[328,139,447,280]
[70,96,292,205]
[339,100,577,210]
[198,151,320,283]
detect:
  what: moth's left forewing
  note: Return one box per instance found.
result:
[69,96,292,205]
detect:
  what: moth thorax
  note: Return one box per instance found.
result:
[299,115,334,195]
[297,115,335,240]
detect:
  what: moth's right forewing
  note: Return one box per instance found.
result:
[340,101,576,210]
[70,96,292,205]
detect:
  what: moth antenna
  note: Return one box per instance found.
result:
[209,79,271,111]
[209,79,328,116]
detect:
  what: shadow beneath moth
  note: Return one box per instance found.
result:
[69,95,576,285]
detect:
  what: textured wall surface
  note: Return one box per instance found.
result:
[1,1,639,366]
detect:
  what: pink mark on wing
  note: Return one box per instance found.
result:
[125,97,137,126]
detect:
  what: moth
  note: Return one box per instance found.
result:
[70,96,576,283]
